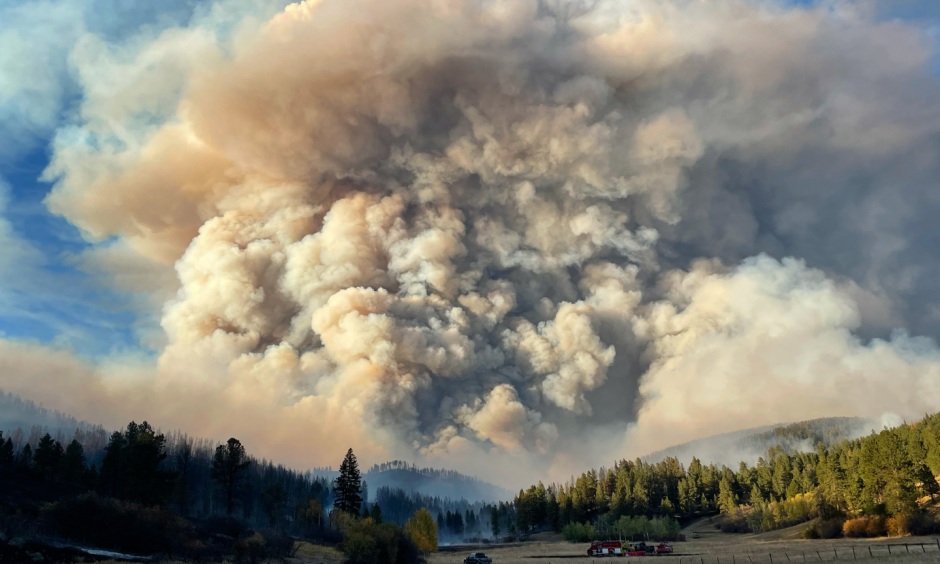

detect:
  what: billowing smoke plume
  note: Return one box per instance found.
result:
[6,0,940,484]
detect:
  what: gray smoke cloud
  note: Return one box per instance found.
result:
[4,0,940,484]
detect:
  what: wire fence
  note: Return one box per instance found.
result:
[673,539,940,564]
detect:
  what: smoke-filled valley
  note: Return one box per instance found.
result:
[2,0,940,488]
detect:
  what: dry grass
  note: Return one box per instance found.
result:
[96,529,940,563]
[289,539,345,563]
[425,533,940,564]
[88,540,345,564]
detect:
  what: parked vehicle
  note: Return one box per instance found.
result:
[587,540,678,557]
[465,552,493,564]
[629,542,655,555]
[587,541,625,556]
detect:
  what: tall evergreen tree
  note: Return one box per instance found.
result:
[100,421,175,505]
[370,503,383,523]
[489,505,500,538]
[18,443,33,469]
[211,437,251,515]
[61,439,86,485]
[33,433,63,481]
[0,435,13,467]
[334,448,363,516]
[100,431,126,496]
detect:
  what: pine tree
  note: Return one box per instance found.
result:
[917,463,940,500]
[61,439,86,485]
[718,471,738,514]
[370,503,383,523]
[100,421,175,505]
[490,505,500,538]
[211,437,250,515]
[18,443,33,470]
[334,448,363,516]
[33,433,63,481]
[0,435,13,467]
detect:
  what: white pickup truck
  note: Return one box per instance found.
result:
[464,552,492,564]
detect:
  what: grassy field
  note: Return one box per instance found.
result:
[87,530,940,563]
[427,531,940,564]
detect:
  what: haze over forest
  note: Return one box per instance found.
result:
[2,0,940,490]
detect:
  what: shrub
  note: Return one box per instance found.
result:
[843,516,886,538]
[887,514,911,537]
[201,514,248,538]
[804,518,843,539]
[609,515,680,540]
[905,512,940,535]
[343,529,380,564]
[338,515,422,564]
[561,522,596,543]
[41,493,196,555]
[866,516,888,537]
[260,528,297,558]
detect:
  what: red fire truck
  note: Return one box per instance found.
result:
[586,540,626,556]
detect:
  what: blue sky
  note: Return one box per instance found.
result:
[0,0,939,358]
[0,0,289,356]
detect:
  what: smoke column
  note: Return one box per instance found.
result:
[4,0,940,484]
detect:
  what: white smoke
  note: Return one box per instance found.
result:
[1,0,939,485]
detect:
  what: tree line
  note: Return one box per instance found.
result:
[0,421,335,533]
[0,421,449,563]
[507,413,940,540]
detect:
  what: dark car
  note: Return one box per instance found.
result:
[465,552,492,564]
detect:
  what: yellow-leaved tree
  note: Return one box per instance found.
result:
[405,507,438,554]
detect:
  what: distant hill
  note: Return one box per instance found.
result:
[0,388,109,453]
[312,460,511,503]
[364,460,511,502]
[643,416,886,467]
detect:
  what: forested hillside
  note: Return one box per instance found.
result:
[365,460,510,503]
[508,413,940,541]
[0,389,109,453]
[644,417,876,468]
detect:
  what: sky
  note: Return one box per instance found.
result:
[2,0,940,489]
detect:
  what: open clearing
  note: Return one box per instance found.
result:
[428,531,940,564]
